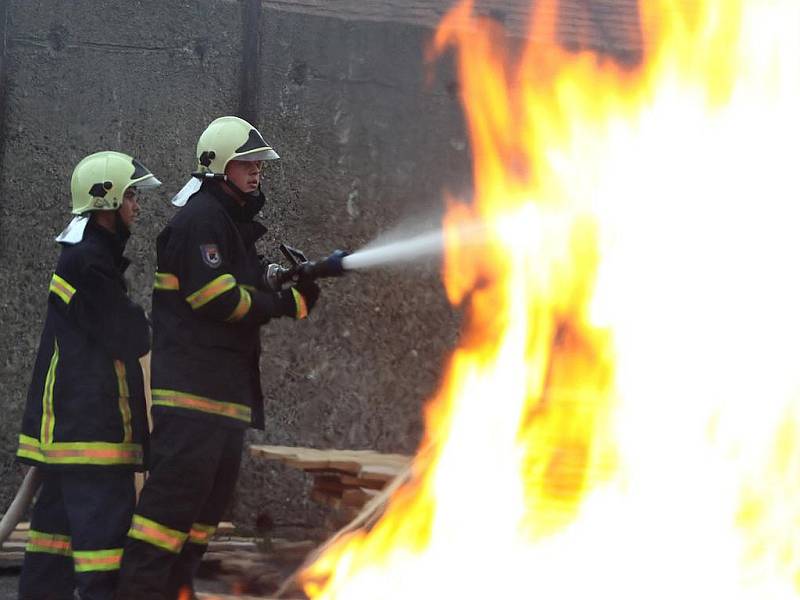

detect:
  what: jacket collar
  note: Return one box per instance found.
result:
[84,219,131,272]
[205,180,265,223]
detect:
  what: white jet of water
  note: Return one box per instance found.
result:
[342,230,444,270]
[341,221,489,271]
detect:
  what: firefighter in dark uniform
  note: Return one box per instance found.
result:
[116,116,336,600]
[16,151,161,600]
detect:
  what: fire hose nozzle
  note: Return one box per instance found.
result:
[300,249,349,279]
[264,245,350,291]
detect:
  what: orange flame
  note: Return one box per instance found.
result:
[302,0,800,597]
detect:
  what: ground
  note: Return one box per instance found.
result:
[0,572,14,600]
[0,570,231,599]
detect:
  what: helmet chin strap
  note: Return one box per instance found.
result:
[193,171,253,195]
[113,210,131,240]
[221,175,262,200]
[226,175,246,197]
[192,171,261,202]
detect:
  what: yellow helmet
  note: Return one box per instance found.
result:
[195,116,279,176]
[70,151,161,215]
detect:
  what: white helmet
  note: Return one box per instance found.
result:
[57,151,161,244]
[70,151,160,214]
[196,115,279,175]
[172,116,279,206]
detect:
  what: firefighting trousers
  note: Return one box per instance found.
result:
[18,468,136,600]
[115,414,244,600]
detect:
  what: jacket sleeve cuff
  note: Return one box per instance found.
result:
[245,288,298,324]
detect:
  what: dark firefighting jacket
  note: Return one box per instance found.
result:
[149,180,301,430]
[17,221,150,470]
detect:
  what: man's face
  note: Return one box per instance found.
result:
[225,159,262,194]
[118,189,140,228]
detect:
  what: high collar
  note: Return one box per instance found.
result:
[205,179,265,223]
[84,219,131,272]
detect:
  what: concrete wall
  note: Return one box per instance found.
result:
[0,0,640,534]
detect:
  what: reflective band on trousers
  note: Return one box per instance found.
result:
[26,530,72,556]
[73,548,123,572]
[17,434,143,466]
[185,274,236,310]
[128,515,187,554]
[151,389,251,423]
[154,271,180,291]
[40,339,59,445]
[49,274,76,305]
[188,523,217,545]
[225,287,252,322]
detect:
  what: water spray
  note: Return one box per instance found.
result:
[266,221,490,290]
[342,219,489,271]
[342,229,444,271]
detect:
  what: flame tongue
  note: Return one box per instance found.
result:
[303,1,800,598]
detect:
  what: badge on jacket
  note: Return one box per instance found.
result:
[200,244,222,268]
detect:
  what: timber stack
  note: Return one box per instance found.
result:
[249,445,411,528]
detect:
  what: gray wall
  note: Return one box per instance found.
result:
[0,0,640,533]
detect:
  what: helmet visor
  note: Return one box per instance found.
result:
[234,147,280,162]
[130,174,162,191]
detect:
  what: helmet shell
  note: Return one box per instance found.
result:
[195,116,279,175]
[70,151,160,215]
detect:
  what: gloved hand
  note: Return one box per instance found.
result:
[289,279,320,319]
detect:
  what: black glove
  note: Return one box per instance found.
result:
[290,279,320,318]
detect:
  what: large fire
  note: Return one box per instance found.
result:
[301,0,800,597]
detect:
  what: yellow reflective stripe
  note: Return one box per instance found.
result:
[153,271,180,291]
[17,433,44,462]
[151,389,251,423]
[187,523,216,545]
[118,397,133,443]
[73,548,123,572]
[128,515,186,554]
[16,448,44,462]
[185,274,236,310]
[41,340,59,445]
[42,444,143,465]
[113,360,130,397]
[16,434,143,466]
[291,287,308,319]
[26,530,72,556]
[49,274,76,304]
[241,284,257,292]
[114,360,132,443]
[225,287,252,322]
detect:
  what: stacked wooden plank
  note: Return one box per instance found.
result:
[249,445,411,526]
[0,520,27,567]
